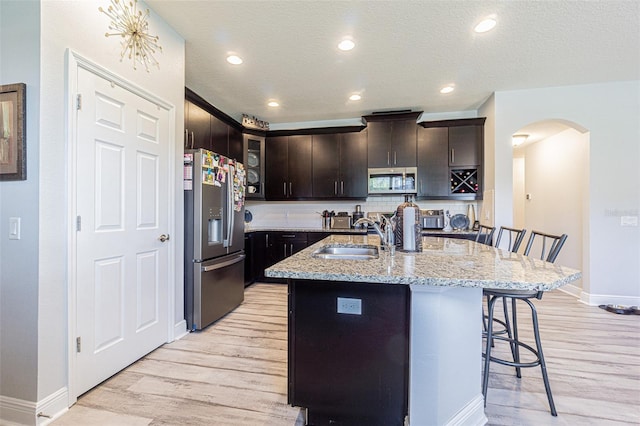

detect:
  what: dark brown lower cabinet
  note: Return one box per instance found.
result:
[288,279,410,426]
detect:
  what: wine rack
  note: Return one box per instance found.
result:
[450,168,479,194]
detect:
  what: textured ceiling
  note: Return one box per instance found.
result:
[146,0,640,126]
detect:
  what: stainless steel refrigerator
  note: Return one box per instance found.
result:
[184,149,246,331]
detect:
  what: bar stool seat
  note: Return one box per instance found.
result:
[482,230,567,417]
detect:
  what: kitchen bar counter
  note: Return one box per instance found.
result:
[265,234,581,426]
[265,234,581,291]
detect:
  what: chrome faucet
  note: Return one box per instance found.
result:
[354,216,395,254]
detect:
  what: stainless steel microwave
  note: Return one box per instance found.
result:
[368,167,417,195]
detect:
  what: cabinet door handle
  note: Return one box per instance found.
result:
[283,245,287,258]
[420,180,423,193]
[451,148,455,163]
[341,181,344,194]
[394,151,397,165]
[190,131,195,149]
[289,182,292,196]
[334,181,338,195]
[265,234,269,248]
[283,182,287,196]
[184,129,188,148]
[387,151,390,165]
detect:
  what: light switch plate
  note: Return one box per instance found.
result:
[621,216,638,227]
[9,217,20,240]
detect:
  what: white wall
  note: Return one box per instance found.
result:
[0,0,41,404]
[0,1,184,421]
[37,0,185,407]
[520,128,588,290]
[488,81,640,304]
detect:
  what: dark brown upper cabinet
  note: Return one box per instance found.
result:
[417,118,485,200]
[185,88,245,159]
[312,131,367,199]
[364,112,421,168]
[184,99,212,150]
[448,125,482,166]
[417,126,450,198]
[265,135,313,200]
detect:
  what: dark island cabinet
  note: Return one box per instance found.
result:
[265,135,312,200]
[312,132,367,199]
[364,112,421,168]
[184,99,212,150]
[289,279,410,425]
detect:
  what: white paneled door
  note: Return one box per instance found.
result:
[74,66,170,396]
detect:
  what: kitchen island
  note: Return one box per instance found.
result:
[265,234,581,426]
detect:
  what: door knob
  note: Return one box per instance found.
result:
[159,234,170,242]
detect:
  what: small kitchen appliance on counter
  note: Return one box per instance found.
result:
[331,212,352,229]
[352,204,364,227]
[421,209,445,229]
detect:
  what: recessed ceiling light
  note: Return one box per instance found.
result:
[440,86,455,94]
[338,38,355,51]
[474,18,497,33]
[226,55,243,65]
[349,94,361,101]
[267,101,279,107]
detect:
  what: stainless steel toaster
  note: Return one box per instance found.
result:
[421,209,444,229]
[331,216,352,229]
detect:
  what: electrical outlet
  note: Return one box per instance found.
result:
[337,297,362,315]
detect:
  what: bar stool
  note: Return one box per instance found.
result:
[482,230,568,416]
[482,227,527,341]
[474,224,495,245]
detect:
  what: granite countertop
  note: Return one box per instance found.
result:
[264,234,582,291]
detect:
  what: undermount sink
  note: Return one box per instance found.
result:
[311,245,379,260]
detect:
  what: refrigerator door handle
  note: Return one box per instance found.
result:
[224,162,235,248]
[202,253,246,272]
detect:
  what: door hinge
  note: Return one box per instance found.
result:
[76,215,81,231]
[76,336,81,353]
[76,94,82,111]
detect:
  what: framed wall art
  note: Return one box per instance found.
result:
[0,83,26,181]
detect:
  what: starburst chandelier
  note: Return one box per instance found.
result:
[99,0,162,72]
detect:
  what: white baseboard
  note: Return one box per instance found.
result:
[557,283,582,298]
[36,387,69,425]
[173,319,188,341]
[445,394,488,426]
[0,387,69,426]
[579,291,640,307]
[0,394,35,426]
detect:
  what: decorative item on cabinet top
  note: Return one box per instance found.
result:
[242,114,269,130]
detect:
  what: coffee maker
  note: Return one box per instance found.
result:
[352,205,364,227]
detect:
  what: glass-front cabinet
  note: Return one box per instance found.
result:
[244,133,265,199]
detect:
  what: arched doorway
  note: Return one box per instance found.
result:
[511,119,589,297]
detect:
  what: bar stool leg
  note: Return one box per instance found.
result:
[511,297,522,378]
[528,299,557,416]
[482,295,498,406]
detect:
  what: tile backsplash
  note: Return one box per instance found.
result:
[245,197,481,229]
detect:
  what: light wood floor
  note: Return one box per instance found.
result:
[52,283,640,426]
